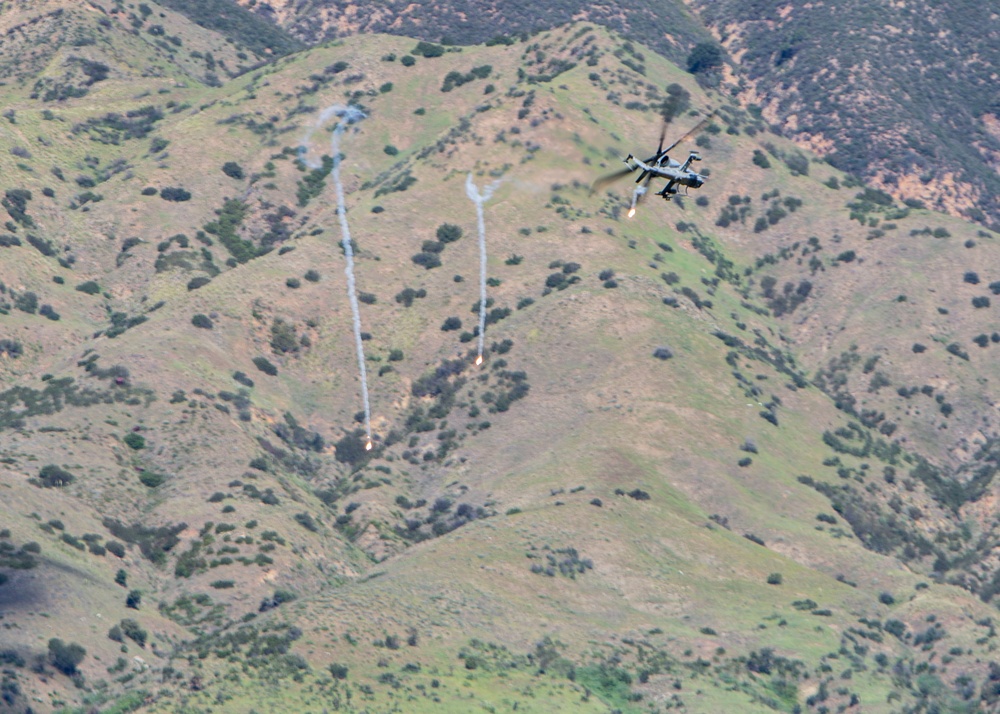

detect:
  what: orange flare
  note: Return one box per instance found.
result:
[365,440,373,451]
[627,207,636,218]
[475,355,483,366]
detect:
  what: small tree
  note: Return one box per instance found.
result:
[253,356,278,376]
[123,433,146,450]
[686,42,724,74]
[221,162,245,180]
[37,464,75,487]
[48,639,86,675]
[436,223,463,243]
[191,313,213,329]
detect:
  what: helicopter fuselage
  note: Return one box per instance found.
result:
[624,151,705,199]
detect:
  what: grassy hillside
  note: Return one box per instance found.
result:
[0,9,999,714]
[688,0,1000,229]
[236,0,1000,231]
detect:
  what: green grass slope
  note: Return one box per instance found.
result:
[0,18,998,714]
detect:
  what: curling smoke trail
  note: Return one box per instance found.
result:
[300,106,373,447]
[465,174,499,365]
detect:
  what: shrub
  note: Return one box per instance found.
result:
[383,144,399,156]
[119,618,147,647]
[123,432,146,450]
[329,663,349,679]
[413,41,444,58]
[221,162,245,180]
[0,339,22,358]
[963,271,980,285]
[441,316,462,331]
[191,313,213,329]
[358,291,376,304]
[126,590,142,609]
[686,42,723,74]
[141,186,158,196]
[35,464,74,488]
[436,224,463,243]
[653,346,673,360]
[411,252,441,269]
[395,287,426,306]
[211,579,235,589]
[187,276,211,291]
[972,296,990,309]
[75,280,100,295]
[766,573,783,585]
[752,150,771,169]
[139,472,165,488]
[106,541,126,558]
[253,356,278,376]
[48,639,86,675]
[160,186,191,202]
[304,269,321,282]
[286,277,301,289]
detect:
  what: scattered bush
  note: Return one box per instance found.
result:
[138,472,165,488]
[48,639,86,676]
[123,432,146,450]
[160,186,191,202]
[36,464,75,488]
[253,356,278,376]
[221,162,245,180]
[191,313,213,329]
[75,280,100,295]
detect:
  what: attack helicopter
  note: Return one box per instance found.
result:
[592,113,715,217]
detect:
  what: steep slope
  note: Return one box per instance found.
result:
[234,0,713,65]
[237,0,1000,231]
[688,0,1000,228]
[0,17,999,714]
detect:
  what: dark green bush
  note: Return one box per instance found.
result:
[160,186,191,202]
[191,313,213,329]
[123,432,146,450]
[75,280,100,295]
[36,464,75,487]
[253,356,278,376]
[221,162,245,180]
[139,472,165,488]
[48,639,86,675]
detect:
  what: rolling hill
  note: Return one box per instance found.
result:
[236,0,1000,230]
[0,2,999,713]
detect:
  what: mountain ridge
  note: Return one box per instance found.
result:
[0,9,998,713]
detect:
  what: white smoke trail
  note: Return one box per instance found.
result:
[300,105,373,447]
[465,174,499,364]
[627,185,647,218]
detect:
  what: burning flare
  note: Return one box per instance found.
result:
[475,356,483,366]
[365,440,373,451]
[628,207,636,218]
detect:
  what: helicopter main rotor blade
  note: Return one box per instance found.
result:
[657,123,667,155]
[591,166,636,193]
[662,112,716,155]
